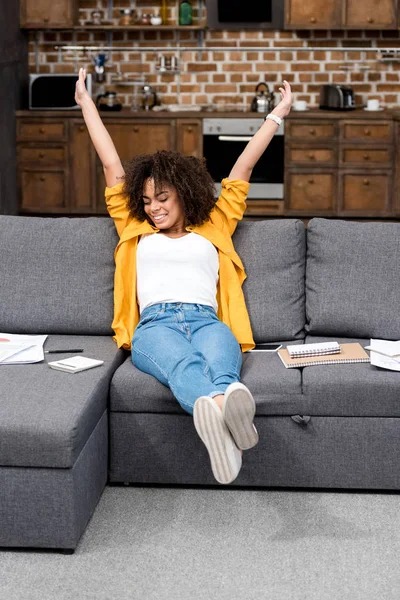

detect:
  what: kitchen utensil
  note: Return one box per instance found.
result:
[250,82,275,114]
[96,91,122,111]
[141,84,158,110]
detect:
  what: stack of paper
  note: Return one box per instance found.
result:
[0,333,48,364]
[366,339,400,372]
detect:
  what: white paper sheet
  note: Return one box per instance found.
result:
[0,333,48,364]
[367,339,400,372]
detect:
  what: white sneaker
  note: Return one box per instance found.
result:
[193,396,242,485]
[222,382,259,450]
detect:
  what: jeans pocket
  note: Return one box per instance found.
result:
[138,311,160,326]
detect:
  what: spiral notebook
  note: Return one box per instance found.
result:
[287,341,341,358]
[278,343,370,369]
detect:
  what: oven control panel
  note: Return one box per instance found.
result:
[202,118,284,136]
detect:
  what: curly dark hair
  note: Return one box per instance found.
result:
[123,150,217,226]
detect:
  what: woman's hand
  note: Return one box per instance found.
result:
[75,67,90,106]
[272,80,292,119]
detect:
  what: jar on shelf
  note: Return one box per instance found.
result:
[119,9,134,26]
[151,13,162,26]
[160,0,168,24]
[140,13,153,25]
[179,1,192,25]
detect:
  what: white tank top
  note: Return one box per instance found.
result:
[136,232,219,313]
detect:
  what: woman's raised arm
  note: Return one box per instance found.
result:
[75,68,125,188]
[228,80,292,183]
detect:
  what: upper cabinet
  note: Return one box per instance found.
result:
[285,0,398,29]
[20,0,77,28]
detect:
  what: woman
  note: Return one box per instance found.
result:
[75,69,292,485]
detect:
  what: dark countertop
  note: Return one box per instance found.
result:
[16,108,399,119]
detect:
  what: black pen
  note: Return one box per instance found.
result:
[45,349,84,354]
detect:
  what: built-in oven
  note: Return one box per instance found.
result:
[202,118,284,200]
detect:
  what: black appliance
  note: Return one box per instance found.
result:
[202,118,284,200]
[319,85,355,111]
[29,74,92,110]
[206,0,284,30]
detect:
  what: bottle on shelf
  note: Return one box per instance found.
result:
[178,1,192,25]
[160,0,168,24]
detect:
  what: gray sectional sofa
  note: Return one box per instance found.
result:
[1,215,399,552]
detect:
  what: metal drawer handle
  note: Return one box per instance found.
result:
[308,153,315,159]
[39,128,45,134]
[367,17,374,23]
[218,135,253,142]
[38,152,45,158]
[308,178,314,184]
[133,127,139,132]
[364,129,371,136]
[310,16,316,23]
[363,154,370,160]
[39,176,46,182]
[309,128,316,135]
[363,179,370,186]
[186,126,193,133]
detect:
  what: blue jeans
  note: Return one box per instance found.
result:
[131,302,242,415]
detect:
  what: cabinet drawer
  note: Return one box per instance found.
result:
[17,121,66,141]
[287,147,335,166]
[20,170,67,211]
[341,122,391,142]
[18,145,66,165]
[341,147,390,166]
[288,122,336,141]
[339,172,391,214]
[285,172,336,212]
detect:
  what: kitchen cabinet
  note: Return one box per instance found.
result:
[176,119,203,158]
[17,118,70,212]
[285,0,398,29]
[284,119,338,216]
[338,119,393,216]
[393,122,400,216]
[285,114,394,217]
[20,0,77,28]
[17,114,176,215]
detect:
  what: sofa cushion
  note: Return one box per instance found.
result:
[302,336,400,417]
[0,334,124,468]
[233,219,306,342]
[306,218,400,339]
[0,216,118,335]
[110,342,305,417]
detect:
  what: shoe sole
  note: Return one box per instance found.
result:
[193,396,241,485]
[223,383,259,450]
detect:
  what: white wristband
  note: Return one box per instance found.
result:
[264,113,282,126]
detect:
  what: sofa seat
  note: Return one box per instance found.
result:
[0,334,124,550]
[301,336,400,417]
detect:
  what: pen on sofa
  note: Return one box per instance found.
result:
[45,349,84,354]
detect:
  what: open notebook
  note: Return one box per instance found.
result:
[278,343,370,369]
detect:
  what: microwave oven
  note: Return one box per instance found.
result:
[29,73,92,110]
[206,0,284,30]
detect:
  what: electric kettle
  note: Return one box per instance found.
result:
[250,82,275,114]
[96,91,122,111]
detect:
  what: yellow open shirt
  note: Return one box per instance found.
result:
[105,178,255,353]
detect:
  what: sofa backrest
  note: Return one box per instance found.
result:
[233,219,306,342]
[0,216,118,335]
[306,218,400,339]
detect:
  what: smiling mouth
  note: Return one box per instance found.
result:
[152,214,167,222]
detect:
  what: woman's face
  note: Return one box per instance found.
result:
[142,178,186,234]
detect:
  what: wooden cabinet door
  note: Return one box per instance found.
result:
[20,0,77,27]
[339,172,391,216]
[285,0,341,28]
[176,119,202,157]
[69,120,96,213]
[95,120,174,212]
[19,170,67,212]
[345,0,397,28]
[284,171,336,214]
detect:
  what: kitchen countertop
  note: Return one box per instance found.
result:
[16,108,399,119]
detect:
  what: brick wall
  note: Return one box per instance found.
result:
[27,0,400,110]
